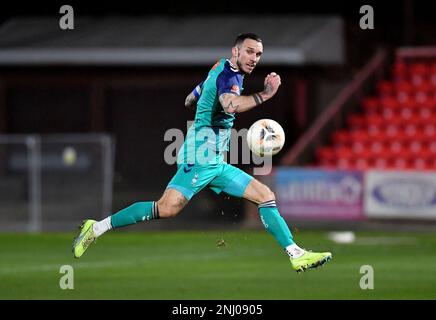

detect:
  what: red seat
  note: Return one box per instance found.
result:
[423,125,436,141]
[379,96,400,110]
[361,97,379,113]
[421,98,436,111]
[395,81,414,95]
[388,114,405,127]
[313,60,436,170]
[393,130,414,144]
[418,107,432,119]
[398,97,417,109]
[409,62,429,74]
[366,114,384,127]
[411,157,430,170]
[409,63,429,85]
[387,141,406,155]
[316,147,335,161]
[335,147,355,159]
[377,81,394,96]
[414,80,432,92]
[413,129,427,142]
[336,158,352,170]
[319,158,336,168]
[350,130,371,144]
[348,114,366,129]
[332,130,350,146]
[373,157,389,169]
[382,125,400,138]
[354,157,371,170]
[409,141,424,154]
[428,158,436,170]
[430,63,436,85]
[369,141,386,154]
[399,107,414,120]
[382,106,397,120]
[414,81,433,102]
[391,157,412,170]
[392,61,408,81]
[429,141,436,153]
[408,114,427,126]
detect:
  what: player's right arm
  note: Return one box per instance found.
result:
[219,73,281,114]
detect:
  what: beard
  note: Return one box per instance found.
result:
[236,59,252,75]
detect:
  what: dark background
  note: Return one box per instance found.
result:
[1,0,435,225]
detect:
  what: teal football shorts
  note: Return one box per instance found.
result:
[166,162,253,201]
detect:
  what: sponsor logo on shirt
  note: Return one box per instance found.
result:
[231,85,240,95]
[212,60,221,70]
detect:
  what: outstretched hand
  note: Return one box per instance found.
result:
[263,72,281,100]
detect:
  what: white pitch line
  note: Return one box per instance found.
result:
[353,236,418,245]
[0,251,240,275]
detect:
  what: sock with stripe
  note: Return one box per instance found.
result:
[258,200,296,254]
[93,201,160,237]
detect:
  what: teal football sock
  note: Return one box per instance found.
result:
[258,200,294,249]
[111,201,159,229]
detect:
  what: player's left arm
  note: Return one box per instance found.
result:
[219,73,281,114]
[185,81,204,110]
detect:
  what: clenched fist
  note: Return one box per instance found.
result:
[263,72,281,100]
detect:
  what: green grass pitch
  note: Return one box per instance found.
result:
[1,229,436,299]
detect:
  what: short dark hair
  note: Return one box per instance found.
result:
[234,33,262,47]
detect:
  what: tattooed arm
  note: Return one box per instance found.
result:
[184,91,198,111]
[219,73,281,114]
[185,81,204,111]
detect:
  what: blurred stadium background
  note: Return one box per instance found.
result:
[1,1,436,300]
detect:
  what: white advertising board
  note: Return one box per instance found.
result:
[365,170,436,219]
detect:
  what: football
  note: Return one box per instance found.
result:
[246,119,285,157]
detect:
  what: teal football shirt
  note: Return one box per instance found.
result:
[178,58,245,165]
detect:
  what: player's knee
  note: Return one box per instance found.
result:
[259,185,275,203]
[156,199,182,218]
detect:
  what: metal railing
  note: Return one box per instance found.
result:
[0,134,114,232]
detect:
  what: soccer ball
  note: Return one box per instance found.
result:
[246,119,285,157]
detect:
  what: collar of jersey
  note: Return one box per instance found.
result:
[226,59,243,74]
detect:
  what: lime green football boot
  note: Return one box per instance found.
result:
[72,219,97,258]
[290,250,332,273]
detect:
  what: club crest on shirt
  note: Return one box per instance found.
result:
[231,85,240,95]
